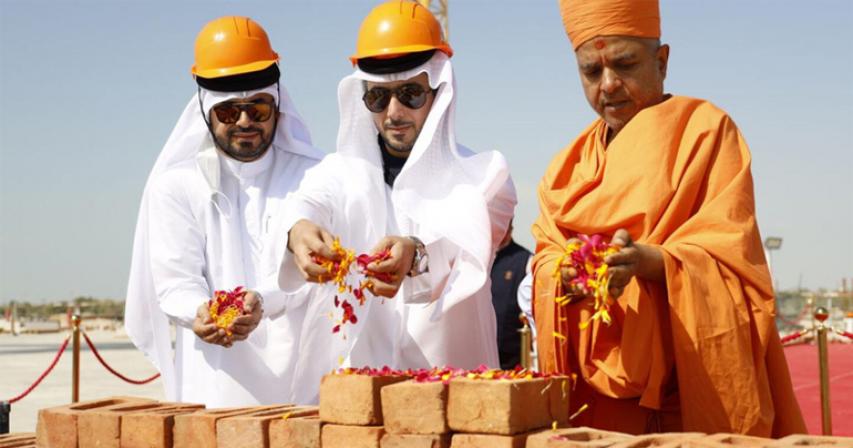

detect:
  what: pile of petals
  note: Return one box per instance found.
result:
[552,234,619,329]
[208,286,247,337]
[314,238,391,334]
[334,364,558,384]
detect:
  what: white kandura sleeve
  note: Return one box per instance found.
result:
[275,169,336,297]
[147,174,211,328]
[517,257,536,340]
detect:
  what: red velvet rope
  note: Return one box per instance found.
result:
[835,329,853,340]
[6,336,70,404]
[780,329,810,345]
[82,331,160,385]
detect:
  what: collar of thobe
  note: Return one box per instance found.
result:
[222,145,274,183]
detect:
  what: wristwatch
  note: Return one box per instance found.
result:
[407,236,429,277]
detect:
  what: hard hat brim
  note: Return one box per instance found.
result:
[349,44,452,66]
[192,59,279,80]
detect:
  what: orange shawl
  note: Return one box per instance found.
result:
[532,96,805,436]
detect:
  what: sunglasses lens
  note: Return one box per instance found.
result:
[398,84,427,109]
[363,88,391,113]
[247,103,273,122]
[213,105,241,124]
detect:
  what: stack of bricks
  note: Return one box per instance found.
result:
[23,390,853,447]
[319,368,410,448]
[32,396,321,448]
[318,367,571,448]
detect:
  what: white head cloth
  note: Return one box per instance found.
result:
[124,76,324,399]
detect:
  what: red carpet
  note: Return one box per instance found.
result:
[784,343,853,436]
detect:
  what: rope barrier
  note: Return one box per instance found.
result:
[834,328,853,341]
[5,335,70,404]
[81,331,160,385]
[781,329,812,346]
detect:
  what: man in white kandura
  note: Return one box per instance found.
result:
[125,16,324,406]
[278,1,516,381]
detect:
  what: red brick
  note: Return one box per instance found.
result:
[449,432,530,448]
[35,396,153,448]
[119,404,205,448]
[685,433,772,447]
[216,405,312,448]
[381,380,448,435]
[381,433,450,448]
[268,410,321,448]
[770,434,853,447]
[525,427,632,448]
[319,373,408,425]
[0,433,36,448]
[173,405,286,448]
[447,377,561,435]
[610,432,705,448]
[78,401,193,448]
[321,424,385,448]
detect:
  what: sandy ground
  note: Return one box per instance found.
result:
[0,330,164,433]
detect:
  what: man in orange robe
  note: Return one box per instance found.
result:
[532,0,806,436]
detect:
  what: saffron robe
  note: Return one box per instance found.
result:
[532,95,806,436]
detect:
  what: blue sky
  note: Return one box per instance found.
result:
[1,0,851,302]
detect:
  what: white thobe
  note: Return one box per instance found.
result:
[147,147,318,406]
[277,148,516,375]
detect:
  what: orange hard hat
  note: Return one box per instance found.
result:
[191,16,279,79]
[350,0,453,65]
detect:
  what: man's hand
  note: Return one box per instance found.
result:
[192,291,264,347]
[287,219,339,282]
[559,237,587,297]
[604,229,664,299]
[227,290,263,341]
[364,236,417,298]
[192,302,230,347]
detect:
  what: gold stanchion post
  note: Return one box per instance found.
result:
[814,307,832,435]
[72,314,81,403]
[518,313,532,369]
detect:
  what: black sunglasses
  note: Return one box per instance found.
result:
[362,83,435,113]
[212,101,275,124]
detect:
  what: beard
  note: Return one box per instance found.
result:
[380,118,420,154]
[214,125,274,162]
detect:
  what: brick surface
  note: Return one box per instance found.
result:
[770,434,853,447]
[321,424,385,448]
[0,433,36,448]
[35,396,153,448]
[119,404,205,448]
[268,411,321,448]
[78,402,194,448]
[319,373,408,425]
[173,405,286,448]
[525,427,631,448]
[610,432,705,448]
[381,433,450,448]
[381,380,448,435]
[449,432,530,448]
[684,433,773,447]
[447,377,563,435]
[546,376,572,424]
[216,405,312,448]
